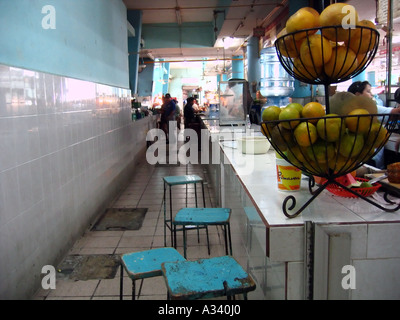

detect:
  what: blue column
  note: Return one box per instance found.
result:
[247,37,260,99]
[162,62,170,94]
[127,10,142,95]
[232,56,244,79]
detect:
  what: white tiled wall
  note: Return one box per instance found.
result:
[0,64,149,299]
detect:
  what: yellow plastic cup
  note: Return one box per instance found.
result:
[275,152,301,191]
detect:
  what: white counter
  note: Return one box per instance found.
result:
[200,116,400,299]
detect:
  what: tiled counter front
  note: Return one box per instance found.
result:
[0,64,155,299]
[218,143,400,300]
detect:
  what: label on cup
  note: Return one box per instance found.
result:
[276,158,301,191]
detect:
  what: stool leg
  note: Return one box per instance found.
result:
[228,223,233,255]
[169,185,173,246]
[206,226,210,255]
[183,225,187,259]
[120,264,123,300]
[223,225,229,256]
[163,181,167,247]
[201,182,206,208]
[194,183,198,207]
[173,224,177,249]
[132,280,136,300]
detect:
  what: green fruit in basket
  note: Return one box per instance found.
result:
[360,182,373,188]
[338,132,364,158]
[270,124,294,152]
[316,114,344,142]
[306,140,335,163]
[286,102,303,114]
[279,107,301,129]
[294,122,318,147]
[262,106,281,121]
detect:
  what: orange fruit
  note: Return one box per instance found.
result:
[316,114,344,142]
[320,3,359,41]
[287,145,308,167]
[301,102,325,123]
[348,20,377,54]
[261,123,275,138]
[270,123,294,151]
[286,7,320,41]
[262,105,281,121]
[328,154,355,173]
[324,46,358,79]
[294,122,318,147]
[292,57,322,81]
[299,34,333,68]
[276,28,302,58]
[345,108,372,134]
[357,53,367,69]
[279,106,301,129]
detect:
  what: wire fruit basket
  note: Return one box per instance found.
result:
[261,25,400,218]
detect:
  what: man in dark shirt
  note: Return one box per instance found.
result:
[184,97,196,127]
[161,93,176,143]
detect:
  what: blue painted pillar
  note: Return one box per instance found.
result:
[247,37,260,98]
[232,56,244,79]
[162,62,170,94]
[127,10,142,95]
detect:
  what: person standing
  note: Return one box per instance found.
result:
[160,93,176,143]
[347,81,400,168]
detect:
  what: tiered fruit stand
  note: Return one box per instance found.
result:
[261,25,400,218]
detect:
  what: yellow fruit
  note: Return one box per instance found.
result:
[338,132,364,158]
[279,106,301,129]
[276,28,302,58]
[357,53,367,70]
[286,7,320,41]
[262,105,281,121]
[294,122,318,147]
[316,114,344,142]
[300,34,333,68]
[348,20,377,54]
[365,122,388,148]
[328,154,355,173]
[320,3,359,41]
[324,46,358,79]
[307,140,335,163]
[345,108,372,134]
[292,57,322,81]
[301,102,325,123]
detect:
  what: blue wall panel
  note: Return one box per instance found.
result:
[0,0,129,88]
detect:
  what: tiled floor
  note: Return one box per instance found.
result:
[32,136,237,300]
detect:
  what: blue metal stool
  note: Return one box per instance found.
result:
[163,175,206,247]
[161,256,256,300]
[120,247,185,300]
[173,207,232,259]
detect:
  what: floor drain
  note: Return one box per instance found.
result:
[57,254,120,281]
[91,208,147,231]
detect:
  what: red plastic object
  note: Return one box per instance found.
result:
[326,177,381,198]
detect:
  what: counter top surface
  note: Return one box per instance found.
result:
[221,144,400,227]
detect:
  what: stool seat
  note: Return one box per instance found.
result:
[174,208,230,225]
[173,208,232,258]
[163,174,203,186]
[120,248,185,300]
[161,256,256,300]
